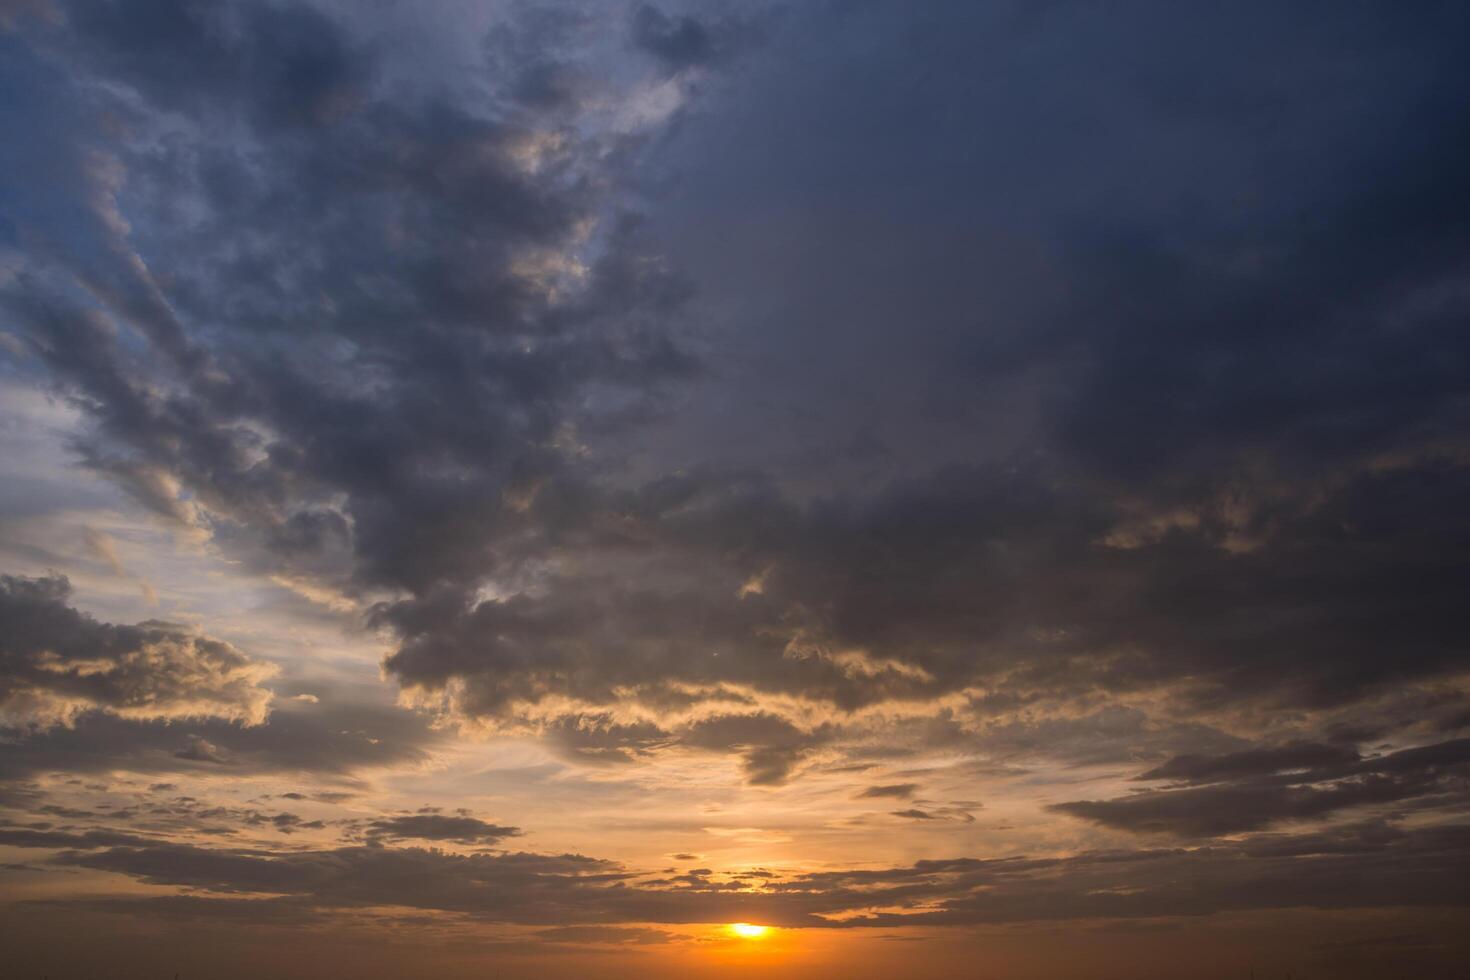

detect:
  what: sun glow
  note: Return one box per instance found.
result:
[728,922,770,939]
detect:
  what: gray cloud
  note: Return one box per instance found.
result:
[376,457,1470,776]
[0,695,443,784]
[1052,738,1470,837]
[0,826,149,849]
[857,783,918,800]
[173,735,231,765]
[0,574,275,729]
[0,0,1465,923]
[363,813,521,846]
[629,4,761,74]
[1136,741,1364,785]
[25,820,1470,929]
[2,0,1465,796]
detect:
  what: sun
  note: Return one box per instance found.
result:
[728,922,770,939]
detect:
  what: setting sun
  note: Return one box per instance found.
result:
[728,923,770,940]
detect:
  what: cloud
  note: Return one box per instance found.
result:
[29,820,1470,930]
[0,574,275,729]
[0,827,149,849]
[682,712,827,786]
[377,458,1470,779]
[0,695,443,783]
[2,0,697,605]
[629,4,759,74]
[1135,741,1364,784]
[1051,738,1470,837]
[173,735,230,764]
[534,925,675,946]
[1,0,1468,810]
[12,77,1470,968]
[363,814,521,846]
[857,783,919,800]
[1,4,1469,972]
[630,5,712,70]
[80,526,157,605]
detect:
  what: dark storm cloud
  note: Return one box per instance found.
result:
[64,0,372,128]
[3,0,694,599]
[2,0,1468,798]
[1052,738,1470,837]
[641,0,1470,482]
[0,574,274,728]
[630,5,711,70]
[629,4,760,73]
[563,0,1470,737]
[382,457,1470,745]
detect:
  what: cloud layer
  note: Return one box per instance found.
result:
[6,818,1466,931]
[1,1,1468,973]
[0,574,275,728]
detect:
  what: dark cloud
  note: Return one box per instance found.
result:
[0,574,274,729]
[1136,741,1363,785]
[629,4,759,73]
[30,820,1470,929]
[681,712,827,786]
[2,0,695,607]
[0,6,1465,973]
[5,789,342,842]
[174,735,231,764]
[63,0,373,129]
[638,0,1470,483]
[0,0,1465,919]
[1052,738,1470,837]
[378,457,1470,767]
[497,0,1470,745]
[630,5,712,70]
[0,696,442,784]
[0,826,148,849]
[1,0,1465,799]
[363,814,521,846]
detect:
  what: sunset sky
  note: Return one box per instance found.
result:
[2,2,1469,978]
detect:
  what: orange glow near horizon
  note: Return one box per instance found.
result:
[728,922,770,939]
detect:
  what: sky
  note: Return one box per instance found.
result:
[1,1,1469,977]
